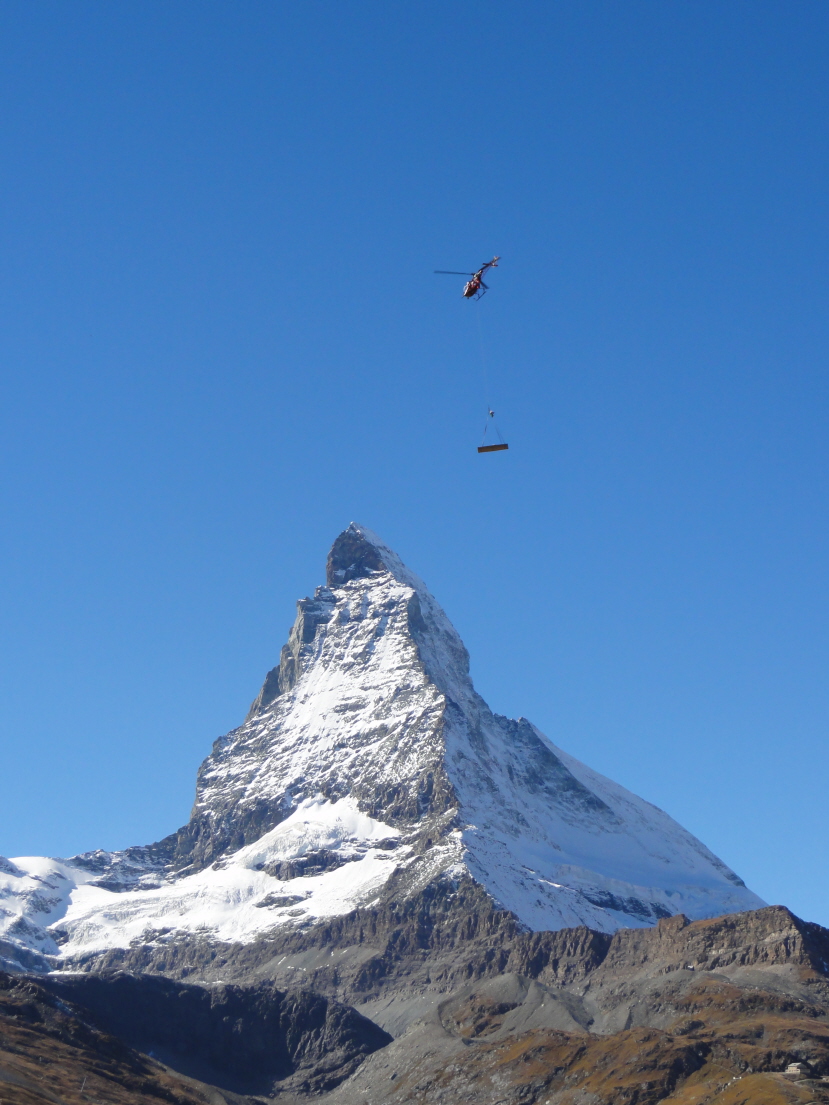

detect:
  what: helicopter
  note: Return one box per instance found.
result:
[434,256,500,299]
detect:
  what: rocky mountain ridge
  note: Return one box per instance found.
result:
[4,904,829,1105]
[324,903,829,1105]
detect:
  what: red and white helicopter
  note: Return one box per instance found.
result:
[434,256,500,299]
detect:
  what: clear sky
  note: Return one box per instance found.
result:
[1,2,828,926]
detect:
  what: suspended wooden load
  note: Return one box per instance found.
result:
[478,409,508,454]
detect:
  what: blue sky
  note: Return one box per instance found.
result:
[1,1,828,925]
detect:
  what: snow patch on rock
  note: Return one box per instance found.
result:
[1,799,403,961]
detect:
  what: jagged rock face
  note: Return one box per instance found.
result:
[41,972,391,1096]
[0,524,764,971]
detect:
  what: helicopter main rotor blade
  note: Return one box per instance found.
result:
[434,270,474,275]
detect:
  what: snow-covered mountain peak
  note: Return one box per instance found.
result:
[247,523,470,725]
[0,526,765,974]
[326,522,471,687]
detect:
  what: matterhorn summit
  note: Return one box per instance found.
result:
[0,524,763,975]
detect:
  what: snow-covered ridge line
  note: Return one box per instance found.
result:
[0,523,764,971]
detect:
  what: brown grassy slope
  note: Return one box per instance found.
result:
[363,974,829,1105]
[0,973,213,1105]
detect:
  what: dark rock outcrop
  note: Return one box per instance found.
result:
[595,904,829,979]
[247,587,337,719]
[42,971,391,1097]
[326,527,386,586]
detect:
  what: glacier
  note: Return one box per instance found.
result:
[0,523,764,973]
